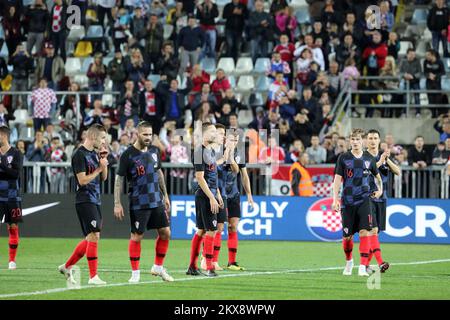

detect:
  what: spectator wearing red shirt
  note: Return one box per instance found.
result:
[210,68,231,104]
[362,31,388,76]
[191,64,210,92]
[259,136,286,164]
[274,34,295,63]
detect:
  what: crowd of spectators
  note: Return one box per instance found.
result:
[0,0,448,175]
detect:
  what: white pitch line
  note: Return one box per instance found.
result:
[1,258,450,299]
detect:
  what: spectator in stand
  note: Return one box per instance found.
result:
[274,6,298,43]
[31,78,57,132]
[26,130,47,191]
[399,48,422,115]
[268,72,288,110]
[107,50,127,95]
[266,111,280,134]
[362,31,388,76]
[35,42,65,90]
[295,47,313,94]
[279,119,294,153]
[144,13,164,69]
[223,0,248,61]
[270,0,288,15]
[0,103,13,127]
[291,111,314,148]
[83,99,105,128]
[216,103,232,126]
[267,51,291,82]
[49,0,67,61]
[2,5,22,57]
[155,74,193,128]
[25,0,49,55]
[155,41,180,81]
[148,0,168,22]
[109,140,122,164]
[191,63,210,93]
[119,117,139,144]
[177,14,205,75]
[371,56,400,118]
[258,136,285,164]
[9,44,33,109]
[117,80,139,129]
[221,88,242,114]
[424,49,446,116]
[427,0,450,58]
[409,135,430,169]
[167,1,188,40]
[45,136,67,193]
[299,86,320,124]
[432,139,450,164]
[274,34,295,66]
[130,7,147,41]
[248,0,274,62]
[211,69,231,104]
[341,12,363,46]
[287,139,305,163]
[139,80,161,133]
[379,0,394,36]
[192,82,217,113]
[248,106,268,131]
[87,52,107,101]
[119,134,131,154]
[168,134,190,187]
[103,116,118,142]
[43,123,62,142]
[387,31,400,60]
[326,61,340,93]
[434,113,450,142]
[196,0,219,59]
[306,134,327,164]
[312,21,328,45]
[112,7,131,52]
[328,136,347,163]
[278,91,299,125]
[16,140,26,156]
[294,33,325,71]
[336,33,360,70]
[126,48,150,88]
[194,101,216,124]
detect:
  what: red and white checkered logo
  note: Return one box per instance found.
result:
[322,210,342,232]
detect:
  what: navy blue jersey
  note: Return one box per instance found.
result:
[117,145,163,210]
[193,145,218,198]
[369,152,390,203]
[0,147,23,202]
[218,148,246,199]
[335,151,379,207]
[72,146,101,205]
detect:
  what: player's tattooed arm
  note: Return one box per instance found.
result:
[114,175,124,206]
[114,175,125,220]
[158,169,169,198]
[373,173,383,198]
[386,158,401,176]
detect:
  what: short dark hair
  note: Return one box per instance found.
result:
[415,135,424,140]
[215,123,226,131]
[229,113,238,118]
[0,126,11,138]
[137,121,153,131]
[407,48,415,54]
[367,129,381,137]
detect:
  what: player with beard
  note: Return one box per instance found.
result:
[114,121,173,283]
[59,124,109,285]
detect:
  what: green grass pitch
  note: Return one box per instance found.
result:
[0,237,449,300]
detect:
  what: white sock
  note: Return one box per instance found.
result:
[153,264,163,273]
[132,270,140,277]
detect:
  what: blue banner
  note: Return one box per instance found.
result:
[170,196,450,244]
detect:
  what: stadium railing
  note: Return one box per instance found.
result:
[20,162,449,199]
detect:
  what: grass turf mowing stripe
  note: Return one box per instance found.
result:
[1,258,449,299]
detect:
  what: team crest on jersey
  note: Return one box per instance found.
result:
[91,220,97,228]
[7,156,13,164]
[364,161,371,169]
